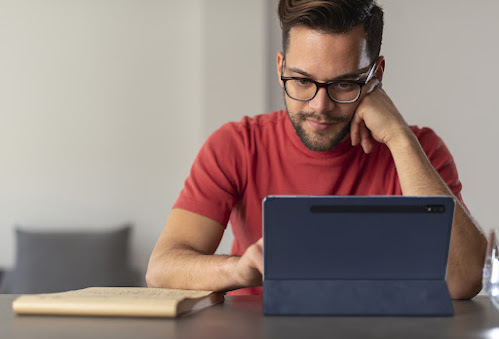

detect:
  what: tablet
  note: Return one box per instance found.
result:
[263,195,455,316]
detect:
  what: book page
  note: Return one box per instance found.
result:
[66,287,214,300]
[12,287,223,318]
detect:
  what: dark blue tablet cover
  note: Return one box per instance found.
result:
[263,196,455,316]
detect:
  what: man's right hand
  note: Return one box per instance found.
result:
[147,209,265,292]
[233,238,264,288]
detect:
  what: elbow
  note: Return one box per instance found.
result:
[447,267,483,300]
[145,269,160,288]
[145,256,174,289]
[146,244,197,289]
[449,286,482,300]
[449,283,482,300]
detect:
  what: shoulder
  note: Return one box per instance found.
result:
[409,126,456,168]
[409,126,447,154]
[197,110,286,164]
[410,125,441,141]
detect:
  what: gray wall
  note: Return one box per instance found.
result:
[1,0,497,289]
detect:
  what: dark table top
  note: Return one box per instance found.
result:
[1,294,499,339]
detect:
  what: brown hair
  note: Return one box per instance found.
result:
[278,0,384,62]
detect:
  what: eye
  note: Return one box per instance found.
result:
[296,79,312,87]
[333,82,357,91]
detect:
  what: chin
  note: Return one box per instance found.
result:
[301,132,348,152]
[286,108,352,152]
[299,125,350,152]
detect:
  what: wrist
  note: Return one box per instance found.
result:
[385,126,417,152]
[224,256,245,291]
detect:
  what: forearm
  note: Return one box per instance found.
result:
[146,246,243,292]
[445,205,485,299]
[388,132,487,298]
[387,131,451,196]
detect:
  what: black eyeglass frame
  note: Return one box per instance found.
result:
[280,59,377,104]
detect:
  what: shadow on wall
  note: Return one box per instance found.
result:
[0,224,144,294]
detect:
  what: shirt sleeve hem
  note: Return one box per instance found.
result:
[172,199,231,227]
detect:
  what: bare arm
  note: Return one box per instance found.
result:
[146,208,263,292]
[350,61,486,299]
[387,132,486,299]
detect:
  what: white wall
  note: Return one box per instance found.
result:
[203,1,266,138]
[1,0,497,286]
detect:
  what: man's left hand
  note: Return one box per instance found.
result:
[350,79,412,153]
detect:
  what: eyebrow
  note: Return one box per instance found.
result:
[286,66,367,81]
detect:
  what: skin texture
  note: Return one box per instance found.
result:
[146,25,487,299]
[278,25,375,153]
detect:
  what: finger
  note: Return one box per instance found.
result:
[350,112,362,146]
[252,249,263,274]
[359,122,373,154]
[255,256,264,274]
[253,238,264,273]
[350,120,358,146]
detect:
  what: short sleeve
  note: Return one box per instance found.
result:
[414,127,465,205]
[173,122,248,226]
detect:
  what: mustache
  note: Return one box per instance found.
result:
[296,111,350,124]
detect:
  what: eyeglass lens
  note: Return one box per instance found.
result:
[284,80,361,103]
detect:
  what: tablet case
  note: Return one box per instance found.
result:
[263,196,454,316]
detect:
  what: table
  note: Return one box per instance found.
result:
[1,294,499,339]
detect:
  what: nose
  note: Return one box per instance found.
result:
[308,87,336,114]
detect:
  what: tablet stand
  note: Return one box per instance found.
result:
[264,279,454,316]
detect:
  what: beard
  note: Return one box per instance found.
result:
[287,108,352,152]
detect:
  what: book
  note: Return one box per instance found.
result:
[12,287,225,318]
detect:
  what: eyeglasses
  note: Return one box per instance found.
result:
[280,60,377,104]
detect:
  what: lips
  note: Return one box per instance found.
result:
[307,119,333,131]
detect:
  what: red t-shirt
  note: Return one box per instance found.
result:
[173,110,463,295]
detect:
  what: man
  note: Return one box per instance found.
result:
[146,0,486,299]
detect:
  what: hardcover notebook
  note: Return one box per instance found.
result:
[263,196,455,316]
[12,287,224,318]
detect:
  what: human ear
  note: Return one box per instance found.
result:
[375,56,386,82]
[276,51,285,87]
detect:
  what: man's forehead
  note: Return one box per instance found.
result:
[285,25,371,78]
